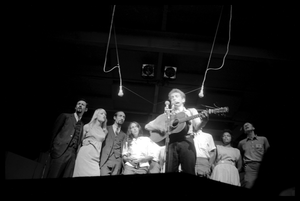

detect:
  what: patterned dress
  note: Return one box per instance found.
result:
[73,124,107,177]
[210,145,241,186]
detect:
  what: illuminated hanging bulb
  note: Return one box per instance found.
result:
[118,85,124,97]
[198,85,204,98]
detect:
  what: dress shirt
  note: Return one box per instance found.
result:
[193,130,216,158]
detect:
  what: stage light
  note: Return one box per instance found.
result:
[198,85,204,98]
[141,64,155,77]
[118,85,124,97]
[164,66,177,79]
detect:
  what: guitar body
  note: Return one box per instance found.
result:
[149,123,190,143]
[169,112,190,134]
[149,112,190,142]
[149,107,229,143]
[149,130,167,143]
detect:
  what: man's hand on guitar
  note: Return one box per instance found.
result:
[199,110,209,120]
[199,110,209,129]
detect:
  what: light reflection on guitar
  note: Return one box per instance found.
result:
[149,107,229,143]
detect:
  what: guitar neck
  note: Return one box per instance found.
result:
[178,112,204,123]
[178,108,227,123]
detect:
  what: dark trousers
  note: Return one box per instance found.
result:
[242,162,261,189]
[166,134,196,175]
[148,160,161,173]
[100,154,123,176]
[46,147,76,178]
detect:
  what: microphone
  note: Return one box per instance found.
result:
[170,103,175,115]
[165,100,170,108]
[118,85,124,97]
[198,85,204,98]
[165,100,171,117]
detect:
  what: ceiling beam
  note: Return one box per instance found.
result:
[45,30,284,61]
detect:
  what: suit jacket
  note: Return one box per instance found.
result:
[50,113,84,159]
[100,125,126,168]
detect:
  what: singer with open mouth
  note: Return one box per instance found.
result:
[145,88,209,175]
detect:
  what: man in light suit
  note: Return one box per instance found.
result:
[100,111,126,175]
[46,99,88,178]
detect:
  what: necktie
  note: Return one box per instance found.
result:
[69,120,82,148]
[115,128,120,136]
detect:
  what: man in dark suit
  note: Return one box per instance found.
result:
[46,99,88,178]
[100,111,126,175]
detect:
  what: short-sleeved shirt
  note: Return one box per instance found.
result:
[193,130,216,158]
[238,135,270,164]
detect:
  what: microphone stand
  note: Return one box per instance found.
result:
[164,104,173,173]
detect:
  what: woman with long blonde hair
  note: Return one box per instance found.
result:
[73,108,108,177]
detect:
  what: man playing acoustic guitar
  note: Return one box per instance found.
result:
[145,88,209,175]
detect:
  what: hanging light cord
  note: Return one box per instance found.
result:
[103,5,116,73]
[102,5,123,97]
[113,25,122,88]
[200,5,232,89]
[102,5,232,102]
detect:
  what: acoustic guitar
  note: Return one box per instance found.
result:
[149,107,229,142]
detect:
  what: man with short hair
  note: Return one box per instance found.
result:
[238,122,270,189]
[145,88,209,175]
[47,99,88,178]
[100,111,126,175]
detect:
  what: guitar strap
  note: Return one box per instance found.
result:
[185,108,195,134]
[186,108,194,125]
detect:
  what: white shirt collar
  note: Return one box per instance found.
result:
[112,124,120,134]
[74,113,81,122]
[174,106,187,114]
